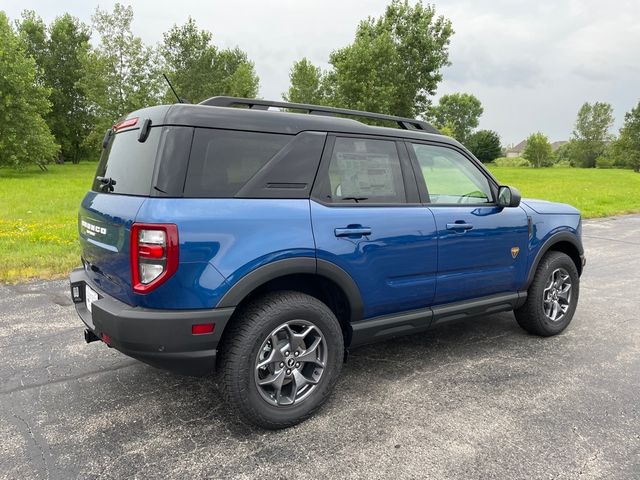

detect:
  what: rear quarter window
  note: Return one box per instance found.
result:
[184,129,291,197]
[93,128,161,195]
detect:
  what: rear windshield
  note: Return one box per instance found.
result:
[92,128,161,195]
[184,129,291,197]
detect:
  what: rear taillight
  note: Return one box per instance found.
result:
[130,223,179,293]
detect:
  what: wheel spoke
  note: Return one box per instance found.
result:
[558,283,572,302]
[284,324,314,352]
[257,368,286,389]
[296,336,324,367]
[291,369,308,393]
[257,347,284,369]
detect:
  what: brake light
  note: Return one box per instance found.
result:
[113,117,138,131]
[130,223,179,293]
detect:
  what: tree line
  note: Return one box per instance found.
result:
[0,4,259,169]
[520,101,640,172]
[1,0,638,172]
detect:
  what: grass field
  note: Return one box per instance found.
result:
[488,166,640,217]
[1,163,639,282]
[0,163,95,282]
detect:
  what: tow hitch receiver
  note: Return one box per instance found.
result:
[84,329,100,344]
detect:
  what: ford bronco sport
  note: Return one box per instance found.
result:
[70,97,585,428]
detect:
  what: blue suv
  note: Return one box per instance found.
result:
[70,97,585,428]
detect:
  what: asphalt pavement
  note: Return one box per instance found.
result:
[1,216,639,479]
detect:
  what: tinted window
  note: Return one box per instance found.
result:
[323,137,406,204]
[92,128,160,195]
[185,129,291,197]
[411,144,493,204]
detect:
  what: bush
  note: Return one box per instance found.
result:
[554,159,572,168]
[596,156,615,169]
[491,157,531,167]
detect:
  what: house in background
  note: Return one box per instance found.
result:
[551,140,568,151]
[505,140,527,158]
[505,139,568,157]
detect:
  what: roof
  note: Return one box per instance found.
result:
[506,139,568,154]
[125,101,461,148]
[506,139,528,154]
[551,141,568,151]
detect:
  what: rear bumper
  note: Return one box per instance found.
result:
[69,268,234,375]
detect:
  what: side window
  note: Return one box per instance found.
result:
[410,144,493,204]
[184,129,291,197]
[323,137,406,204]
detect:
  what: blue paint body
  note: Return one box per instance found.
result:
[79,190,581,321]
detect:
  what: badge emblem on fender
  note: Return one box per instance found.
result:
[511,246,520,259]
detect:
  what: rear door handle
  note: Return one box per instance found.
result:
[446,222,474,231]
[334,226,372,237]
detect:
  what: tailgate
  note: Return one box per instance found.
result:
[79,192,146,305]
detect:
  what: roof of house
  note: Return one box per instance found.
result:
[506,139,527,154]
[506,139,568,154]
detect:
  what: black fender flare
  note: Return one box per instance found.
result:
[216,257,364,322]
[524,231,584,289]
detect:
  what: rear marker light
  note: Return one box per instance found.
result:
[192,323,215,335]
[101,333,112,346]
[130,223,179,294]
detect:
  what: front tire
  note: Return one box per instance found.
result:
[515,251,580,336]
[219,291,344,429]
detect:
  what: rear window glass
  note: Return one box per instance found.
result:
[184,129,291,197]
[92,128,160,195]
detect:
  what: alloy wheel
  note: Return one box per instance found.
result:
[254,320,327,407]
[542,267,572,322]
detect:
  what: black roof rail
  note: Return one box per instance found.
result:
[199,96,440,134]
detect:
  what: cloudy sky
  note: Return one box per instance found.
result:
[3,0,639,145]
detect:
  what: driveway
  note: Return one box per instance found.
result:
[1,216,639,479]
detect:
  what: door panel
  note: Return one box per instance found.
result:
[310,135,437,320]
[311,201,438,319]
[429,206,528,304]
[406,141,529,305]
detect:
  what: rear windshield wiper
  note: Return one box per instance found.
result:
[96,176,117,192]
[342,196,368,203]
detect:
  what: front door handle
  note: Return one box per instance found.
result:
[446,222,474,231]
[334,226,372,237]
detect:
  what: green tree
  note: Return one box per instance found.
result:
[429,93,483,144]
[284,0,453,118]
[46,15,92,163]
[160,17,259,103]
[553,140,576,166]
[15,11,47,85]
[213,48,259,98]
[16,12,92,163]
[82,3,162,150]
[0,12,58,169]
[466,129,501,163]
[283,58,325,104]
[522,132,553,168]
[571,102,614,167]
[614,101,640,172]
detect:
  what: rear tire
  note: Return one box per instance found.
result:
[219,291,343,429]
[515,251,580,336]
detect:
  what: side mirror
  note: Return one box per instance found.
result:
[497,185,521,208]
